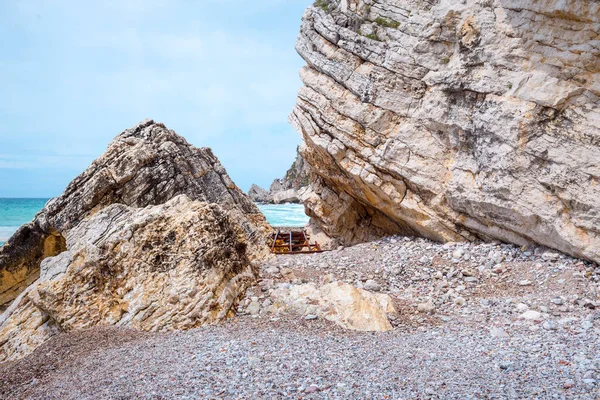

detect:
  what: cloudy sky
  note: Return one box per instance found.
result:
[0,0,312,197]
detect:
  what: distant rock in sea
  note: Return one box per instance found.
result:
[248,151,309,204]
[0,119,270,361]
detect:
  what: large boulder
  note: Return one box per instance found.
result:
[0,196,256,362]
[290,1,600,261]
[270,281,396,332]
[0,119,270,310]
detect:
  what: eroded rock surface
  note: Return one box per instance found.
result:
[290,1,600,261]
[0,196,256,362]
[270,281,396,332]
[0,119,270,310]
[248,184,271,203]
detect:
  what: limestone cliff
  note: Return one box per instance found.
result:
[290,0,600,260]
[0,119,270,311]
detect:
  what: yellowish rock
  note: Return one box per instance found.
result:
[0,196,256,362]
[271,281,396,332]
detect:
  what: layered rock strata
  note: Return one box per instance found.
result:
[0,196,256,362]
[0,119,270,311]
[290,0,600,260]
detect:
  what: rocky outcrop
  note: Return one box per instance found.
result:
[248,184,271,203]
[248,152,310,204]
[0,196,256,362]
[290,1,600,261]
[0,119,270,311]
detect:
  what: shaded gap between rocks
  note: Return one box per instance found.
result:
[0,227,67,313]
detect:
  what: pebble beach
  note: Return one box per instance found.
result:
[1,235,599,399]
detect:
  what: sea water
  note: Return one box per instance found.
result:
[257,203,309,227]
[0,198,50,246]
[0,199,308,246]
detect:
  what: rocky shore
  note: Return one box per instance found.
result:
[1,0,599,397]
[1,236,598,399]
[248,152,309,204]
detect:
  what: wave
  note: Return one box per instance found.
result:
[257,203,309,227]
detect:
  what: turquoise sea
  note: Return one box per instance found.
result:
[0,198,49,246]
[0,199,308,246]
[256,203,309,227]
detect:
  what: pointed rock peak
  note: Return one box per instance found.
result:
[1,120,270,311]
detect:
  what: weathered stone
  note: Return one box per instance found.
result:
[248,184,271,203]
[290,2,600,262]
[270,281,396,331]
[417,301,436,314]
[520,310,543,321]
[0,120,270,310]
[0,196,256,362]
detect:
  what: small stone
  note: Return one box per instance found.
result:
[419,256,429,264]
[492,264,504,273]
[581,320,593,330]
[265,266,280,275]
[322,273,336,284]
[247,301,261,316]
[499,361,514,370]
[516,303,529,312]
[454,297,466,307]
[563,379,575,389]
[490,327,509,338]
[364,279,382,292]
[417,301,436,314]
[542,251,560,262]
[551,297,564,305]
[520,310,542,321]
[542,320,557,330]
[464,277,478,283]
[304,314,318,320]
[518,280,532,286]
[305,386,319,394]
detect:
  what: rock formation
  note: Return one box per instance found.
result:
[0,196,255,362]
[0,119,271,361]
[270,281,396,332]
[290,0,600,261]
[248,184,271,203]
[248,152,310,204]
[0,119,270,312]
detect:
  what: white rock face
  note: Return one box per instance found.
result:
[290,1,600,261]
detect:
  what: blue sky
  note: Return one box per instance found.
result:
[0,0,312,198]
